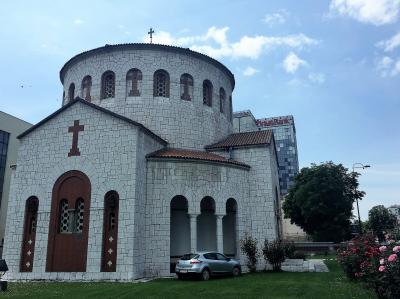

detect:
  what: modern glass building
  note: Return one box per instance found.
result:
[256,116,299,196]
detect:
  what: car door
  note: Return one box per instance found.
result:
[203,253,219,273]
[215,253,231,273]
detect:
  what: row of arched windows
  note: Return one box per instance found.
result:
[67,69,232,118]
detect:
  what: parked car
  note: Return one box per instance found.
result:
[175,252,241,281]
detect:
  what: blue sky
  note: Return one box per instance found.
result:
[0,0,399,219]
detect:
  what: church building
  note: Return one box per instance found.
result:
[3,43,281,280]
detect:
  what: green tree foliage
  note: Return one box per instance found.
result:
[282,162,365,243]
[368,205,397,242]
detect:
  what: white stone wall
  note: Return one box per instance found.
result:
[209,145,281,270]
[62,47,233,150]
[144,160,250,277]
[3,101,164,281]
[233,114,258,133]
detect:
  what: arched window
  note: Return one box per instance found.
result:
[203,80,213,107]
[58,198,84,234]
[180,73,193,101]
[68,83,75,102]
[81,76,92,101]
[59,199,70,233]
[153,69,170,97]
[75,199,84,233]
[219,87,226,113]
[101,191,120,272]
[20,196,39,272]
[126,68,142,97]
[101,71,115,99]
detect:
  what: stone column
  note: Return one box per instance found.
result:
[189,214,199,253]
[216,214,224,253]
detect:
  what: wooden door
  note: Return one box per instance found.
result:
[46,170,91,272]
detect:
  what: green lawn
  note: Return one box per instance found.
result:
[3,260,376,299]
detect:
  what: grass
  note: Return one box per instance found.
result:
[2,260,376,299]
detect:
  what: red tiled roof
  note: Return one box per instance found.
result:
[205,130,273,150]
[146,148,250,169]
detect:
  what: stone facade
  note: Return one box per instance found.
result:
[4,44,281,281]
[61,44,234,150]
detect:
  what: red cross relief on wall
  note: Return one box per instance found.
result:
[68,120,84,157]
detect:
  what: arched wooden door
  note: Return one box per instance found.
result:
[46,170,91,272]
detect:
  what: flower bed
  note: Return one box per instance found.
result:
[337,234,400,299]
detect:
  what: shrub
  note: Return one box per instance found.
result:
[240,234,259,272]
[338,233,400,299]
[262,239,286,271]
[282,240,296,259]
[337,234,379,280]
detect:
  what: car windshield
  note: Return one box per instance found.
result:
[180,254,199,260]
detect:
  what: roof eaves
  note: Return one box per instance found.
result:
[17,97,167,145]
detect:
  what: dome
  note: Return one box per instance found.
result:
[60,43,235,149]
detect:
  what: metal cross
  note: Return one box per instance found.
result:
[148,27,155,43]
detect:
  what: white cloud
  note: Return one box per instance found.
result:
[377,32,400,52]
[73,19,84,25]
[144,27,318,60]
[329,0,400,25]
[263,10,289,26]
[376,56,400,77]
[283,52,308,74]
[243,66,260,76]
[308,72,326,84]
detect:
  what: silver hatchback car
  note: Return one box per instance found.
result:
[175,252,241,281]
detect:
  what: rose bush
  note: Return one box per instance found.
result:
[337,233,400,299]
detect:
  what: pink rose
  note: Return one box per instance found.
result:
[388,239,395,244]
[388,254,397,262]
[380,258,385,265]
[393,246,400,253]
[379,246,387,253]
[379,265,385,272]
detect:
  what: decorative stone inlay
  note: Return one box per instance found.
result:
[27,250,32,256]
[28,239,32,245]
[109,236,114,243]
[107,260,113,267]
[26,262,31,268]
[108,248,113,255]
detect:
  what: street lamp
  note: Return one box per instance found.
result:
[352,163,371,234]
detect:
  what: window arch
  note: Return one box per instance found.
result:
[126,68,142,97]
[81,76,92,101]
[203,80,213,107]
[180,73,193,101]
[68,83,75,102]
[219,87,226,113]
[101,191,120,272]
[101,71,115,99]
[20,196,39,272]
[153,69,170,97]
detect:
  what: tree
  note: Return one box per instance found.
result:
[282,162,365,243]
[368,205,397,242]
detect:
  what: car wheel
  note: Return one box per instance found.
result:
[232,266,241,277]
[201,268,210,281]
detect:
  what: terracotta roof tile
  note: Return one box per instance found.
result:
[205,130,273,150]
[147,148,250,169]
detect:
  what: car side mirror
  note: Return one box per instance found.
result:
[226,257,231,261]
